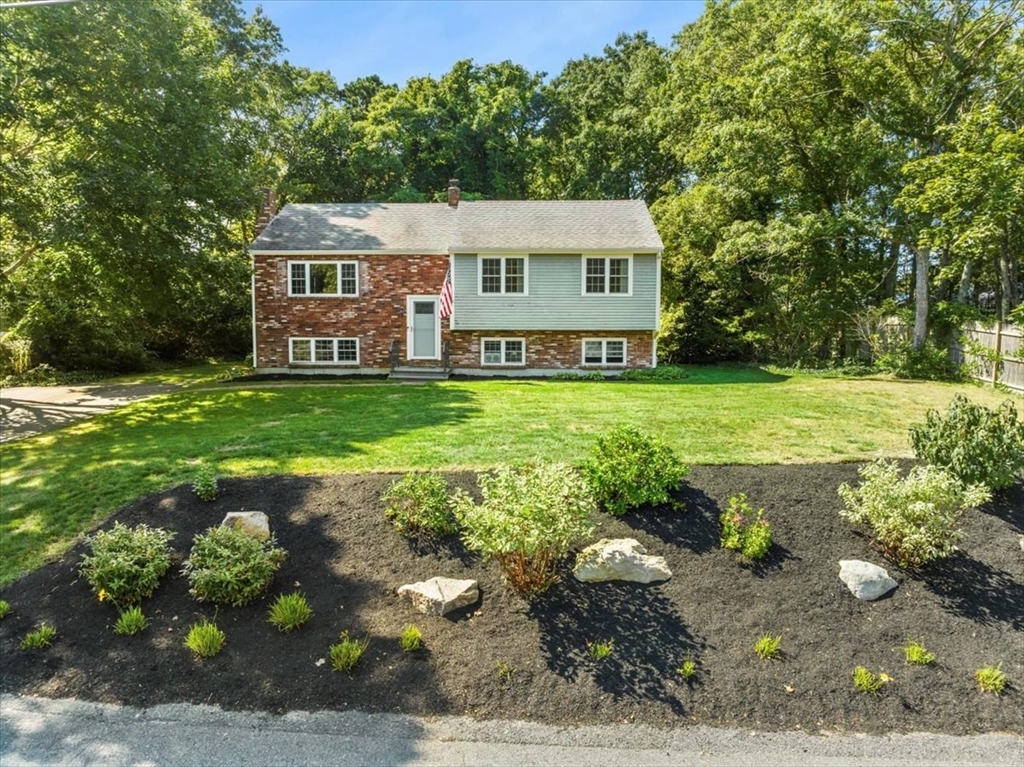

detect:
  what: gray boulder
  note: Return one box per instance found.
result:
[397,577,479,616]
[573,538,672,584]
[221,511,270,541]
[838,559,898,601]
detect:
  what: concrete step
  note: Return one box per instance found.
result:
[388,367,450,382]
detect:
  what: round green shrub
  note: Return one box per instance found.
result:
[380,473,458,537]
[79,522,175,606]
[582,425,689,515]
[183,526,286,606]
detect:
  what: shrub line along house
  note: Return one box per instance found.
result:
[249,181,664,378]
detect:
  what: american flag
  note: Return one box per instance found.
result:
[438,267,453,319]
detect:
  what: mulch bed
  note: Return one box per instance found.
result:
[1,464,1021,735]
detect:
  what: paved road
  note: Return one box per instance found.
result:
[0,384,180,443]
[1,695,1020,767]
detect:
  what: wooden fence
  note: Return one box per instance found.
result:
[951,321,1024,393]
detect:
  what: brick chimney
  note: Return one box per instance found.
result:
[255,188,278,235]
[447,179,460,208]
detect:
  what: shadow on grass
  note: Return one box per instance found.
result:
[921,552,1024,631]
[529,575,704,713]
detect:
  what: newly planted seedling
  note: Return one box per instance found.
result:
[330,631,369,673]
[399,624,423,652]
[975,665,1006,695]
[903,640,936,666]
[754,633,782,661]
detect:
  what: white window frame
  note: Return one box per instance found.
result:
[477,255,529,296]
[581,255,633,296]
[480,337,526,366]
[289,337,360,365]
[581,338,627,366]
[287,260,359,297]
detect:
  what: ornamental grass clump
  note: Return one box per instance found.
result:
[910,394,1023,490]
[838,460,990,569]
[183,526,286,606]
[582,425,688,515]
[267,592,313,633]
[330,631,369,673]
[184,619,225,658]
[975,664,1006,694]
[852,666,891,694]
[399,624,423,652]
[0,600,10,620]
[903,640,935,666]
[754,633,782,661]
[79,523,174,607]
[113,606,149,636]
[20,624,57,650]
[720,493,772,561]
[380,473,458,537]
[453,464,596,598]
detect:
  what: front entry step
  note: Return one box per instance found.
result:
[389,366,450,382]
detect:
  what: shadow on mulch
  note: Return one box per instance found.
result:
[920,553,1024,630]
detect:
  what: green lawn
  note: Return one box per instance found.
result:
[0,367,1014,586]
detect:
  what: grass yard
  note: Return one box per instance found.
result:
[0,366,1014,586]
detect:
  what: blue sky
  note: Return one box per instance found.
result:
[242,1,705,86]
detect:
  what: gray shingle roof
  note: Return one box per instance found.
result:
[250,200,663,253]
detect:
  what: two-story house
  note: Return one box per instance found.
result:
[249,181,663,377]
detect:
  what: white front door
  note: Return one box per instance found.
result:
[407,296,439,360]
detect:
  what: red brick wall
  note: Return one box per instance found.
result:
[253,254,450,369]
[254,255,655,370]
[449,330,654,370]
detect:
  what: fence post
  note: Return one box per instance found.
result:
[991,321,1002,386]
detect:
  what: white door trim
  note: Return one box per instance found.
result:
[407,295,440,360]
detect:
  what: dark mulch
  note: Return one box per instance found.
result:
[2,465,1021,735]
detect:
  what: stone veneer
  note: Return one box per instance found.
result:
[253,254,655,371]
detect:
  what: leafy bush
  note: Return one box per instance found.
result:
[20,624,57,650]
[619,365,688,381]
[184,619,225,658]
[838,460,991,568]
[852,666,884,693]
[876,342,962,381]
[192,465,219,501]
[581,425,688,516]
[183,526,286,606]
[754,633,782,661]
[903,640,935,666]
[453,464,596,598]
[267,592,313,633]
[330,631,368,672]
[113,606,149,636]
[975,664,1006,694]
[380,473,458,537]
[550,370,604,381]
[399,624,423,652]
[910,394,1024,490]
[80,523,175,607]
[720,493,773,561]
[0,600,10,620]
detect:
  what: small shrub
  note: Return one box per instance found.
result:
[20,624,57,650]
[975,664,1006,694]
[582,425,688,516]
[0,600,10,620]
[399,624,423,652]
[910,394,1024,490]
[380,473,458,537]
[329,631,369,673]
[838,460,990,568]
[113,606,149,636]
[551,371,604,381]
[267,592,313,633]
[80,522,175,606]
[588,638,614,661]
[720,493,773,561]
[754,633,782,661]
[619,365,688,381]
[876,342,962,381]
[496,660,517,686]
[453,464,596,598]
[903,640,935,666]
[852,666,884,693]
[183,526,286,606]
[192,465,219,501]
[184,619,226,658]
[677,658,697,679]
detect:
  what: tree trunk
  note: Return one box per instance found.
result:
[999,226,1017,319]
[957,260,972,303]
[883,240,899,300]
[913,246,929,349]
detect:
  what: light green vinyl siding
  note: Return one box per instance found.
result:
[451,254,658,330]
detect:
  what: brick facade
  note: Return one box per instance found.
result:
[253,254,655,372]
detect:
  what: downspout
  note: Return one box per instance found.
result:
[653,250,662,368]
[250,254,257,369]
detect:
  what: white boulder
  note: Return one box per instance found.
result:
[221,511,271,541]
[573,538,672,584]
[397,577,479,616]
[839,559,898,601]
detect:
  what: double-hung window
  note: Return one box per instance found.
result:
[289,261,358,297]
[481,338,525,366]
[479,256,527,295]
[582,338,626,366]
[290,337,359,364]
[583,256,630,295]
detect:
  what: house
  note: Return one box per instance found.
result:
[248,181,664,377]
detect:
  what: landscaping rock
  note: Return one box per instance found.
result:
[397,577,479,616]
[573,538,672,584]
[221,511,271,541]
[838,560,898,601]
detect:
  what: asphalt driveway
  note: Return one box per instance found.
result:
[0,383,180,443]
